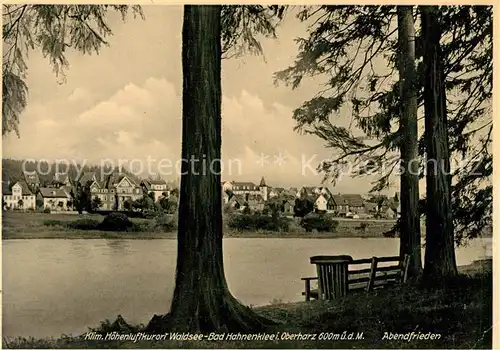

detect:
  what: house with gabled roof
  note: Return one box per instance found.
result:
[3,180,36,210]
[106,172,142,210]
[141,179,169,202]
[38,187,70,210]
[342,194,365,214]
[331,194,350,214]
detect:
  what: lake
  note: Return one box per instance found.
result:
[2,237,492,338]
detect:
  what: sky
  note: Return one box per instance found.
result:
[2,5,398,194]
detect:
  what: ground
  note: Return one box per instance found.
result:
[3,260,492,349]
[1,211,401,239]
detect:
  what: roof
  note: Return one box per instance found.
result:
[271,187,285,195]
[247,194,265,203]
[38,187,69,198]
[77,172,97,185]
[107,173,138,187]
[2,181,33,195]
[229,194,245,204]
[232,182,258,190]
[23,171,40,184]
[259,177,267,187]
[331,195,348,206]
[141,180,152,191]
[149,179,167,186]
[364,202,378,212]
[343,194,365,207]
[54,173,69,183]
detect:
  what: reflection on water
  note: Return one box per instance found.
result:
[103,239,131,255]
[2,237,491,339]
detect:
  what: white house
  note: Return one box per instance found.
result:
[141,179,169,202]
[314,194,334,212]
[222,177,269,201]
[38,187,70,210]
[3,181,36,210]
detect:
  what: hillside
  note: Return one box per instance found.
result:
[1,158,142,186]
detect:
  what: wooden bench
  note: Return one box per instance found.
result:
[302,254,410,301]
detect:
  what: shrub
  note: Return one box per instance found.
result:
[356,222,369,232]
[228,213,290,232]
[43,219,64,227]
[43,207,51,214]
[154,214,177,232]
[99,213,134,232]
[300,214,339,232]
[67,218,101,230]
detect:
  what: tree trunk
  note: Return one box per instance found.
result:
[396,6,422,279]
[420,6,458,280]
[146,5,274,333]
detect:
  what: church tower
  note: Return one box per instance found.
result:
[259,176,268,201]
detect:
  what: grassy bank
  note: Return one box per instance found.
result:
[2,211,397,239]
[4,261,492,349]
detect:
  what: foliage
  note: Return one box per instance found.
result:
[70,184,90,214]
[221,5,286,59]
[293,197,314,217]
[275,5,492,244]
[356,221,368,232]
[67,218,100,230]
[90,197,102,212]
[153,213,177,232]
[42,219,64,226]
[158,196,177,214]
[43,207,51,213]
[99,212,133,232]
[2,4,144,136]
[123,199,133,212]
[300,213,338,232]
[227,212,290,232]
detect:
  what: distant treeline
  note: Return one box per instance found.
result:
[2,158,141,185]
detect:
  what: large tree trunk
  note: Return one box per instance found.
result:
[396,6,422,279]
[146,5,273,333]
[420,6,458,280]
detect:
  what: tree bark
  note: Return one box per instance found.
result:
[146,5,274,333]
[420,6,458,280]
[396,6,422,279]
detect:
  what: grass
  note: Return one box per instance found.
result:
[2,211,398,239]
[3,262,492,349]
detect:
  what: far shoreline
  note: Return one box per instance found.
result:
[2,229,397,240]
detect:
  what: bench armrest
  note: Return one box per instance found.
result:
[301,277,318,281]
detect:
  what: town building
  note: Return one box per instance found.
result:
[38,187,70,210]
[222,176,270,201]
[2,181,36,210]
[141,179,169,202]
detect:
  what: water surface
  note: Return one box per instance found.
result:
[2,237,491,338]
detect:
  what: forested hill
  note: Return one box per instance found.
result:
[1,158,142,186]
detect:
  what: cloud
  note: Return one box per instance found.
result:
[4,76,379,191]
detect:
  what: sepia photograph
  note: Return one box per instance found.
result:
[1,3,494,349]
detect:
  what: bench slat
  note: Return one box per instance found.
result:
[376,256,400,263]
[350,258,373,265]
[348,268,372,275]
